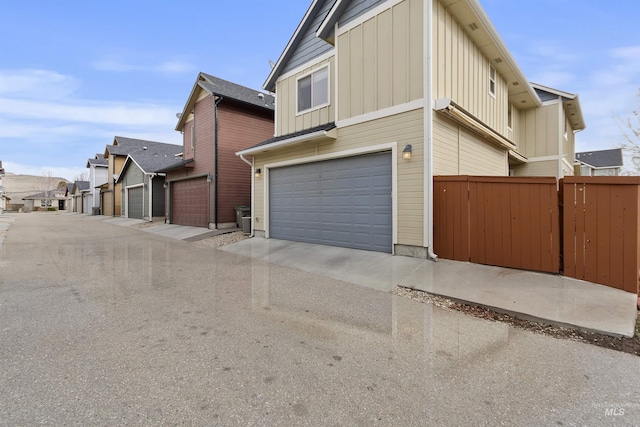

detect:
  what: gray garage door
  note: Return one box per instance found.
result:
[128,187,143,219]
[270,151,392,253]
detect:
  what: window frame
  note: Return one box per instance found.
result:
[295,65,330,115]
[507,103,513,130]
[489,65,496,98]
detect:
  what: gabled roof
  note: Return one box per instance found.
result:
[71,181,90,193]
[264,0,541,108]
[87,155,108,168]
[23,188,69,200]
[115,143,185,183]
[263,0,329,92]
[105,136,181,157]
[175,73,275,131]
[575,149,623,168]
[531,83,586,131]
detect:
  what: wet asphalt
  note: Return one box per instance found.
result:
[0,213,638,426]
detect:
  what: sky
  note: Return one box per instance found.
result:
[0,0,638,181]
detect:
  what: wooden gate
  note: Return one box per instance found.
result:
[562,177,640,294]
[434,176,561,273]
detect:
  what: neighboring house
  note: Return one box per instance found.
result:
[100,136,180,217]
[86,154,108,213]
[162,73,274,228]
[116,144,184,220]
[237,0,586,256]
[71,181,90,213]
[509,83,585,178]
[575,148,624,176]
[22,188,69,211]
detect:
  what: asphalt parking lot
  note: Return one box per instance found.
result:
[1,213,639,425]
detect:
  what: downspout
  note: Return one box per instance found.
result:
[214,96,223,229]
[148,173,154,222]
[424,0,438,261]
[239,154,255,237]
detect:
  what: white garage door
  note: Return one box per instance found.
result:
[269,152,392,253]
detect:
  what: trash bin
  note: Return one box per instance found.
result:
[235,205,250,227]
[242,216,251,234]
[92,207,101,216]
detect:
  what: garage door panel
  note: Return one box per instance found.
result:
[128,187,143,219]
[270,152,392,253]
[171,178,208,227]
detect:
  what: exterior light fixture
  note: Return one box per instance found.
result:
[207,173,213,183]
[254,168,262,178]
[163,182,168,189]
[402,144,412,160]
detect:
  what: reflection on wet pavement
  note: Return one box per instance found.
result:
[0,213,638,425]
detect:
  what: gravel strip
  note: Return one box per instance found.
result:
[193,231,248,248]
[393,286,640,356]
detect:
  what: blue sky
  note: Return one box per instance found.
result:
[1,0,638,181]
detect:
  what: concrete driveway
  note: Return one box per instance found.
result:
[1,213,639,425]
[221,238,638,337]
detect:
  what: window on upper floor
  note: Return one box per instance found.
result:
[507,103,513,130]
[297,66,329,114]
[489,65,496,98]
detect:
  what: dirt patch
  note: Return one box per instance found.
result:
[129,221,162,230]
[193,231,248,248]
[393,286,640,357]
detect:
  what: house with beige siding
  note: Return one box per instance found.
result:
[237,0,585,256]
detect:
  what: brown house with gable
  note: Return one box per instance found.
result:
[162,73,274,228]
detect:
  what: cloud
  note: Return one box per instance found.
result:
[0,97,178,127]
[0,69,80,99]
[3,161,87,182]
[91,56,195,75]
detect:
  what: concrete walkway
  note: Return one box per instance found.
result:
[221,237,638,337]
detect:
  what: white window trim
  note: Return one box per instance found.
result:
[489,65,496,98]
[263,142,398,252]
[295,64,330,116]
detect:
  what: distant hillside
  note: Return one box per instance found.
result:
[1,173,70,204]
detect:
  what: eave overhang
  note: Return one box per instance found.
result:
[435,97,517,151]
[440,0,541,108]
[236,125,337,157]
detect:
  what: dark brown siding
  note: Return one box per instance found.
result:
[217,103,274,223]
[169,92,274,226]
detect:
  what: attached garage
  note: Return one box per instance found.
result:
[269,151,392,253]
[127,186,143,219]
[171,177,208,227]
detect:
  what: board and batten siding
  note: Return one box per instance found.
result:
[337,0,423,121]
[338,0,389,27]
[511,160,558,177]
[433,114,507,176]
[433,0,511,143]
[518,102,560,158]
[253,109,424,248]
[276,56,335,136]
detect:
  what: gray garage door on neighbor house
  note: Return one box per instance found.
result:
[128,187,143,219]
[269,151,392,253]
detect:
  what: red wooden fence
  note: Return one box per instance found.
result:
[434,176,560,273]
[562,176,640,295]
